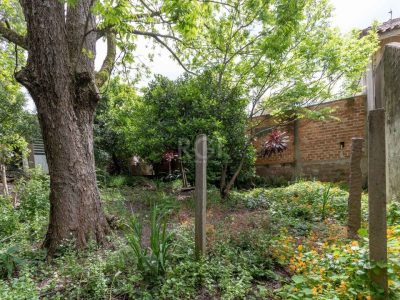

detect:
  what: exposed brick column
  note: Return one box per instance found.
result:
[293,119,302,179]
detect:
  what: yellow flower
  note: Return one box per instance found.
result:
[340,281,347,287]
[351,240,359,247]
[337,281,347,293]
[298,244,303,252]
[312,287,318,296]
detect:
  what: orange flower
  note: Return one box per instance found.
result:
[339,281,347,289]
[312,287,318,296]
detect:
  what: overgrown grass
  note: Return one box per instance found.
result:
[1,175,399,299]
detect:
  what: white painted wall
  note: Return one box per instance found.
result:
[33,154,49,174]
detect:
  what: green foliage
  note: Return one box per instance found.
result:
[2,179,399,299]
[0,271,38,300]
[177,0,378,122]
[88,0,378,195]
[95,77,139,171]
[15,168,49,237]
[0,246,23,279]
[0,15,39,168]
[321,184,332,221]
[125,206,174,280]
[272,226,400,299]
[232,181,349,235]
[0,196,19,237]
[388,201,400,226]
[125,72,254,185]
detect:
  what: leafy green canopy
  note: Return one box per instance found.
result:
[95,77,139,171]
[0,42,37,166]
[175,0,378,121]
[2,0,378,187]
[169,0,377,192]
[96,73,255,184]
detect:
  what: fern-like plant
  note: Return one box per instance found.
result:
[0,246,23,279]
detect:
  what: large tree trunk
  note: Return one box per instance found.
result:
[15,0,110,254]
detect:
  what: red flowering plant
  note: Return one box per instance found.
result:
[162,150,178,177]
[162,150,178,163]
[259,129,289,158]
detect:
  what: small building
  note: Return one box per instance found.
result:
[28,139,49,174]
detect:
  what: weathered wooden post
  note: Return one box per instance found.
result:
[0,163,9,196]
[368,109,388,298]
[195,134,207,259]
[347,137,364,239]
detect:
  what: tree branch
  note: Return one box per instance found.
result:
[0,21,28,50]
[131,29,183,43]
[95,33,116,87]
[149,34,196,75]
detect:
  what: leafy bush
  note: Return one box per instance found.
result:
[0,196,20,238]
[272,226,400,299]
[16,168,49,221]
[251,175,290,188]
[0,271,38,300]
[15,168,49,239]
[231,181,349,234]
[388,201,400,226]
[0,246,23,279]
[125,206,174,280]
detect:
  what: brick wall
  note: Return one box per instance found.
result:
[254,95,368,183]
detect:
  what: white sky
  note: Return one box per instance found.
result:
[26,0,400,111]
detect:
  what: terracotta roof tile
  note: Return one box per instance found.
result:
[362,17,400,36]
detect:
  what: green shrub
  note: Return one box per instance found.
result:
[15,168,49,239]
[16,168,49,221]
[0,196,20,238]
[0,271,38,300]
[107,175,130,187]
[388,201,400,226]
[0,246,24,279]
[231,181,349,234]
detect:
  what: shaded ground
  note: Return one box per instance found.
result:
[109,183,287,298]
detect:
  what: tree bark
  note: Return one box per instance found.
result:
[12,0,111,255]
[219,163,228,196]
[221,158,245,199]
[0,164,9,196]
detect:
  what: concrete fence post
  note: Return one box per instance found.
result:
[347,137,364,239]
[195,134,207,259]
[382,43,400,202]
[368,109,388,298]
